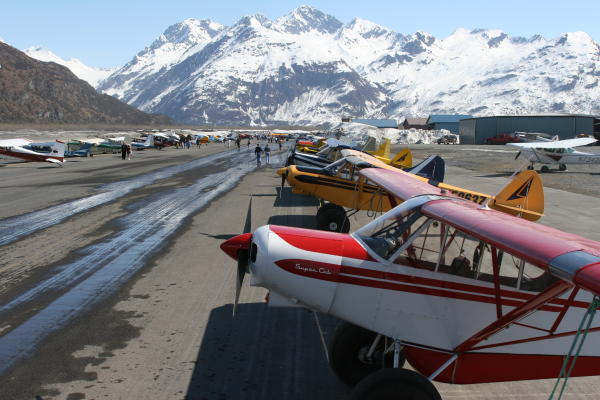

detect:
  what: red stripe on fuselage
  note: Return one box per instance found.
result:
[270,225,376,261]
[274,258,565,312]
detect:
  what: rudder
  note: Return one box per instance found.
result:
[390,148,413,169]
[491,170,544,221]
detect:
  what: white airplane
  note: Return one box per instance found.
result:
[0,139,65,166]
[130,134,155,150]
[221,166,600,399]
[508,137,600,172]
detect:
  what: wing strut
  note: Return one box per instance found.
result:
[549,296,600,400]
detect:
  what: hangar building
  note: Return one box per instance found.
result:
[459,114,600,144]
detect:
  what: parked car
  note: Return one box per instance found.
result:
[485,133,523,145]
[436,134,458,144]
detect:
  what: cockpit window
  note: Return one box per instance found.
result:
[323,158,347,176]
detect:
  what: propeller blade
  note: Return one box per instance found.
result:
[280,169,288,199]
[514,151,521,160]
[243,196,252,234]
[234,197,253,316]
[233,249,249,316]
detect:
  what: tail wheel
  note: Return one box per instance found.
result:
[350,368,441,400]
[316,205,350,233]
[559,163,567,171]
[328,322,401,387]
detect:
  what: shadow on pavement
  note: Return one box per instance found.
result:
[273,187,320,208]
[185,304,349,400]
[267,215,316,229]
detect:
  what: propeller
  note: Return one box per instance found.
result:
[233,196,252,316]
[514,151,521,160]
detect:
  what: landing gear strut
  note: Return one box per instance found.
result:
[328,322,401,387]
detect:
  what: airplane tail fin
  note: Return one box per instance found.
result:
[389,148,413,169]
[145,134,154,147]
[491,170,544,221]
[407,155,445,182]
[52,140,66,162]
[371,138,391,159]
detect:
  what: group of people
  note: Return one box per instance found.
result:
[120,142,132,160]
[254,143,271,166]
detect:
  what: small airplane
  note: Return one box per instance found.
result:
[288,138,413,170]
[65,142,94,158]
[0,139,65,166]
[296,137,326,153]
[508,136,599,172]
[130,134,155,150]
[278,149,544,232]
[221,165,600,400]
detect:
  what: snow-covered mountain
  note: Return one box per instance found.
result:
[99,5,600,126]
[24,47,115,87]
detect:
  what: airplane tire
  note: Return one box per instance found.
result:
[350,368,442,400]
[559,163,567,171]
[316,203,338,217]
[540,165,550,173]
[317,206,350,233]
[328,322,399,387]
[527,165,534,170]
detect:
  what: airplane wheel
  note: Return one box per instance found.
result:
[317,206,350,233]
[540,166,550,173]
[350,368,442,400]
[559,163,567,171]
[316,203,337,217]
[527,165,534,170]
[328,322,399,387]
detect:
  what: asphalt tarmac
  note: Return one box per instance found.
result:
[0,143,599,399]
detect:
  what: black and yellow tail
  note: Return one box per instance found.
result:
[490,170,544,221]
[389,148,412,169]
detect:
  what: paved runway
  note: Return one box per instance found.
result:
[1,143,600,399]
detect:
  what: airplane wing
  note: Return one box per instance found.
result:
[0,139,32,147]
[360,167,600,296]
[507,137,597,149]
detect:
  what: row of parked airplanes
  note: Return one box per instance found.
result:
[220,136,600,399]
[0,131,240,166]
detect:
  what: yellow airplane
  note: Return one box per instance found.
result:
[290,137,413,169]
[295,138,327,153]
[277,149,544,232]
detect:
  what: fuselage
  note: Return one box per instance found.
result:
[225,195,600,383]
[522,147,600,165]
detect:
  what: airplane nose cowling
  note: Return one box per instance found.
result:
[220,233,253,260]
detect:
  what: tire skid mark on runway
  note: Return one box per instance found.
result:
[0,148,248,247]
[0,151,284,374]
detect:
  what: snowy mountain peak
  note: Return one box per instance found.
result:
[275,5,342,34]
[344,17,396,40]
[24,46,115,87]
[152,18,224,50]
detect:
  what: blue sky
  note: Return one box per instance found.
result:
[2,0,599,68]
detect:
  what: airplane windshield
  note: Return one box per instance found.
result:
[323,158,347,176]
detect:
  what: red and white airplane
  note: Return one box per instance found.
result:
[0,139,66,166]
[221,167,600,399]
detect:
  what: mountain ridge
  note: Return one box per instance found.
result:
[92,6,600,125]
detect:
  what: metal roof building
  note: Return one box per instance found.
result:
[344,118,399,128]
[426,115,473,134]
[459,114,600,144]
